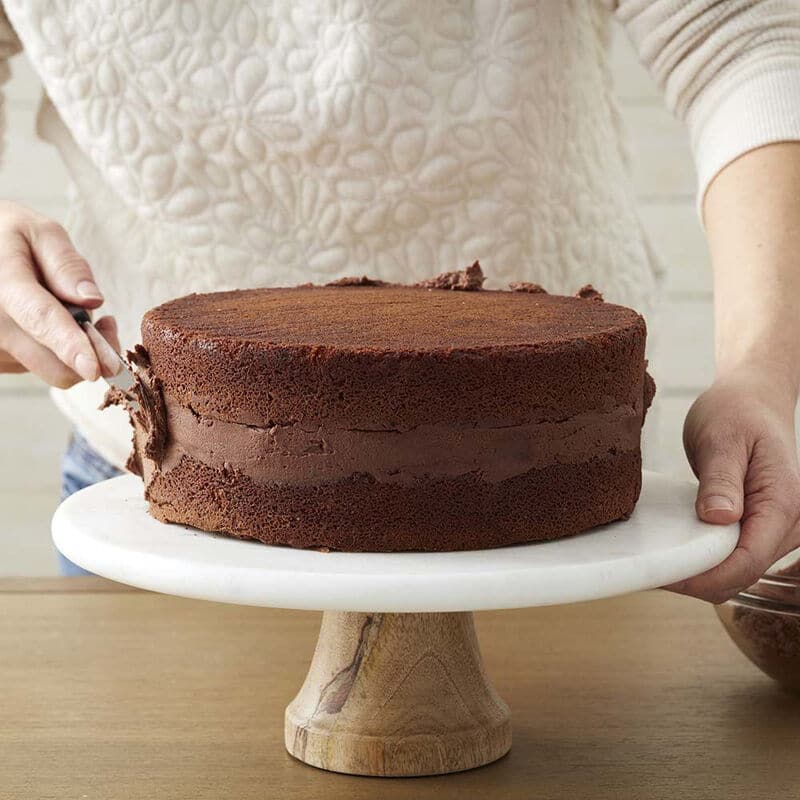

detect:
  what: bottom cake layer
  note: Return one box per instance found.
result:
[143,449,643,552]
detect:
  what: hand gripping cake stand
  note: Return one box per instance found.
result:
[53,471,737,778]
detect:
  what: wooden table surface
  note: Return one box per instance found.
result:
[2,578,798,799]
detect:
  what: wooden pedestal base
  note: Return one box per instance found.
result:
[285,611,511,777]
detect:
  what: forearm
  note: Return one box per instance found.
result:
[615,1,800,601]
[704,141,800,401]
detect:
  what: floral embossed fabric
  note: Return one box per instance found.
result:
[5,2,659,319]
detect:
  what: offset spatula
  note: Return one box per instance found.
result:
[65,303,138,408]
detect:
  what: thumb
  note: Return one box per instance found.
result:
[27,219,104,308]
[693,440,747,525]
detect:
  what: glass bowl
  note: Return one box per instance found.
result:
[715,556,800,691]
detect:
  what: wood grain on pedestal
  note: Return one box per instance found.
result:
[285,611,511,776]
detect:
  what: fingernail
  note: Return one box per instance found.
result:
[74,353,97,381]
[703,495,735,513]
[76,280,102,301]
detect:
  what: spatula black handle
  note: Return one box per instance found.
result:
[64,303,91,326]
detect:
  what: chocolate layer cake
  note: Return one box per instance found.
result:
[112,264,655,551]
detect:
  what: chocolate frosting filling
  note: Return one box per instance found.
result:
[509,281,547,294]
[156,397,644,487]
[325,275,390,287]
[101,345,168,475]
[576,285,604,301]
[412,260,485,291]
[307,261,485,291]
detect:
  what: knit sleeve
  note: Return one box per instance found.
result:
[611,0,800,212]
[0,5,22,168]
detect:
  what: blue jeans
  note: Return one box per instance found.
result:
[57,431,123,576]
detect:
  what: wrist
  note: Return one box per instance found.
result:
[716,318,800,392]
[714,356,800,410]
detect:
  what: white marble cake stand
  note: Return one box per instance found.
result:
[53,472,737,778]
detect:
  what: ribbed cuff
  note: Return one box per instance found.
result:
[689,65,800,220]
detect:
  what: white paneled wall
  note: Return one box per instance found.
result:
[1,30,713,575]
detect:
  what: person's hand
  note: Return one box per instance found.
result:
[0,201,119,388]
[671,364,800,603]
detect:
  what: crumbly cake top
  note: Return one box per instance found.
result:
[144,284,643,353]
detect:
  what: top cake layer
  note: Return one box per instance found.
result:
[142,280,648,429]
